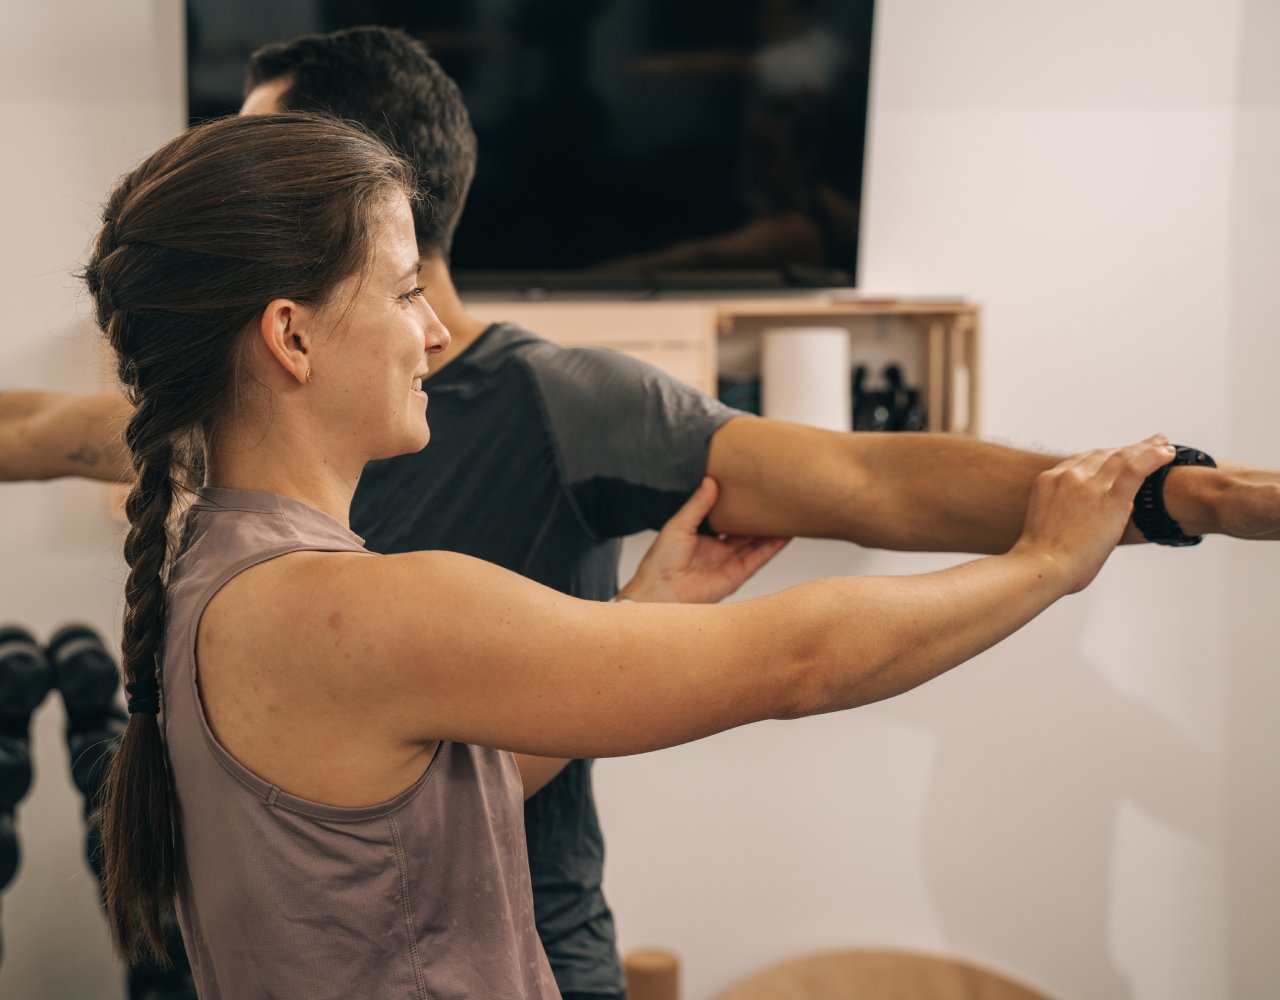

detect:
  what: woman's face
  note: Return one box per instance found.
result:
[307,193,449,463]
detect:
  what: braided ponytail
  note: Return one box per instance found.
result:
[83,112,414,962]
[96,400,181,960]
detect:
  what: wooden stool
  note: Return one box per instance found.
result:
[716,948,1054,1000]
[625,948,680,1000]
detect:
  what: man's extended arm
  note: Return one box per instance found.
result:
[705,417,1280,552]
[0,390,132,482]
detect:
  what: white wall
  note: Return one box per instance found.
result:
[0,3,184,997]
[603,2,1276,998]
[1,2,1276,999]
[1223,0,1280,996]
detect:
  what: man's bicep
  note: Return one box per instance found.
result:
[704,416,871,539]
[706,419,1062,553]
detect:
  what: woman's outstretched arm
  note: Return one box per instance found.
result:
[205,439,1174,771]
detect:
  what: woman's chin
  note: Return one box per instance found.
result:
[372,426,431,462]
[408,425,431,454]
[399,411,432,452]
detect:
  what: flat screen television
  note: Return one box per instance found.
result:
[186,0,876,293]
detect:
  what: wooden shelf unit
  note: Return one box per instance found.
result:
[469,295,981,436]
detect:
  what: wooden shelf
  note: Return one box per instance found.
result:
[716,297,981,436]
[471,295,981,436]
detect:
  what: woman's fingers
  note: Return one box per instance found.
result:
[661,477,720,536]
[1043,435,1172,498]
[1018,435,1176,594]
[1100,436,1175,500]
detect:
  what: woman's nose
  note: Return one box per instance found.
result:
[423,307,451,354]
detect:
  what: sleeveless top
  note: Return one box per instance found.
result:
[160,487,560,1000]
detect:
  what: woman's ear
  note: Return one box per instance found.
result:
[256,299,315,385]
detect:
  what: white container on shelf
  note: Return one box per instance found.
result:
[761,327,851,432]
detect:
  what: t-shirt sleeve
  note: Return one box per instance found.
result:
[522,344,748,539]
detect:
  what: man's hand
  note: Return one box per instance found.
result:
[617,477,790,604]
[1165,463,1280,540]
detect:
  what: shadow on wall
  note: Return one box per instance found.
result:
[879,595,1219,1000]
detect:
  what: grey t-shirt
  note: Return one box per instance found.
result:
[350,323,741,995]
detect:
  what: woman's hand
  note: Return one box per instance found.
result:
[617,477,790,604]
[1014,435,1177,594]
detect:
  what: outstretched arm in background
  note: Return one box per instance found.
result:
[8,390,1280,549]
[705,417,1280,553]
[0,390,131,482]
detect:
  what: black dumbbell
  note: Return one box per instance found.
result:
[851,365,894,432]
[0,626,50,900]
[0,626,52,724]
[47,625,127,809]
[0,733,32,813]
[47,624,120,722]
[0,809,18,893]
[883,364,926,432]
[0,627,50,812]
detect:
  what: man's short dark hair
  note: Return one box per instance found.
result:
[245,26,477,261]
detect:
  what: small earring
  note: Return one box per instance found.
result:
[305,367,314,383]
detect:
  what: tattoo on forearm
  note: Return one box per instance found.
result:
[67,445,102,466]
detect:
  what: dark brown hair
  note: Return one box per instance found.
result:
[82,112,414,962]
[245,26,477,261]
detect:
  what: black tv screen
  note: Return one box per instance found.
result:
[187,0,875,292]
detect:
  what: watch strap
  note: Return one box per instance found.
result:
[1132,445,1216,546]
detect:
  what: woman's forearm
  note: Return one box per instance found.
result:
[774,549,1066,719]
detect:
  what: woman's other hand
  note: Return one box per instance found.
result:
[617,477,790,604]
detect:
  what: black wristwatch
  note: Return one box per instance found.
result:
[1132,445,1216,546]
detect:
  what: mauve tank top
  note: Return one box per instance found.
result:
[160,487,561,999]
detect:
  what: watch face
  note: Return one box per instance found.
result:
[1175,446,1217,469]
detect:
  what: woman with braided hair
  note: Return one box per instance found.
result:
[84,110,787,997]
[86,111,1175,999]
